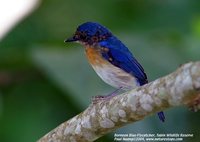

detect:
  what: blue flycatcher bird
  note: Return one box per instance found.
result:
[65,22,165,122]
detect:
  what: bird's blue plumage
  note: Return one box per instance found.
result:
[99,36,147,85]
[77,22,111,37]
[65,22,165,122]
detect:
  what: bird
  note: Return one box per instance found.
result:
[65,22,165,122]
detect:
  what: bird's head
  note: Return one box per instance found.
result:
[65,22,112,45]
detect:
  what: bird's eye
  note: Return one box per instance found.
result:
[77,32,87,41]
[92,36,98,42]
[80,34,86,40]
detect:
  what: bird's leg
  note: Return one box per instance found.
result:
[92,87,123,104]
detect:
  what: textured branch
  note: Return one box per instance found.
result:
[38,62,200,142]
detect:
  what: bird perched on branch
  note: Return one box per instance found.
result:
[65,22,165,122]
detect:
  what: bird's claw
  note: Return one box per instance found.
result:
[91,95,115,104]
[91,88,123,104]
[91,95,106,104]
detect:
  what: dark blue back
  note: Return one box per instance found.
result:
[99,36,148,86]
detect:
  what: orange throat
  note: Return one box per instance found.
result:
[85,46,105,66]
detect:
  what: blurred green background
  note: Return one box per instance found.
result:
[0,0,200,142]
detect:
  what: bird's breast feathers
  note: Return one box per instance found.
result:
[85,46,139,90]
[85,46,106,65]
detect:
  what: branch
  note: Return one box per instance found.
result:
[38,62,200,142]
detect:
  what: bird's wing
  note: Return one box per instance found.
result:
[100,40,148,85]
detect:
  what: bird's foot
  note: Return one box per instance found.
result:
[92,93,116,104]
[91,87,123,104]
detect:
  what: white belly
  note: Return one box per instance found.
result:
[92,64,139,90]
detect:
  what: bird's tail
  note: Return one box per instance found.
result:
[157,111,165,122]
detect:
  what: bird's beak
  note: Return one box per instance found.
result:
[64,36,77,42]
